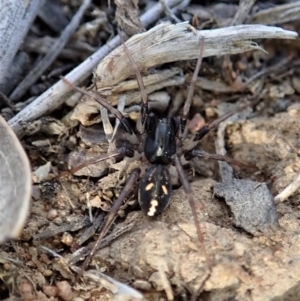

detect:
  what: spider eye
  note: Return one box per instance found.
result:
[138,165,172,216]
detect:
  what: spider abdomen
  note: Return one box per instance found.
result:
[138,164,172,216]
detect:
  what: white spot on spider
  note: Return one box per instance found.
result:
[145,183,154,191]
[147,200,158,216]
[162,185,168,195]
[157,147,163,156]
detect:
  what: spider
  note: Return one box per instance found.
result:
[60,35,251,281]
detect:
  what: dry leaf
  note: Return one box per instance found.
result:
[0,115,31,242]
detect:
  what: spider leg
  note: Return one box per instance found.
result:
[76,168,141,282]
[193,102,252,141]
[172,154,211,271]
[180,37,204,137]
[119,32,149,129]
[53,147,134,179]
[184,149,253,168]
[61,77,133,134]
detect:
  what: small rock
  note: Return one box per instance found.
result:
[214,179,279,236]
[43,285,58,297]
[61,232,73,246]
[56,281,73,301]
[149,272,164,291]
[133,279,152,291]
[47,209,58,221]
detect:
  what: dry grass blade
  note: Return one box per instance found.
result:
[0,115,31,243]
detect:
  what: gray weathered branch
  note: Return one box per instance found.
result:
[0,0,42,88]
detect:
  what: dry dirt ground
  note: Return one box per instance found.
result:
[1,1,300,301]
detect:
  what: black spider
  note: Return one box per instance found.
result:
[61,37,250,280]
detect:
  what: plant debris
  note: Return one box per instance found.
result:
[0,115,31,243]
